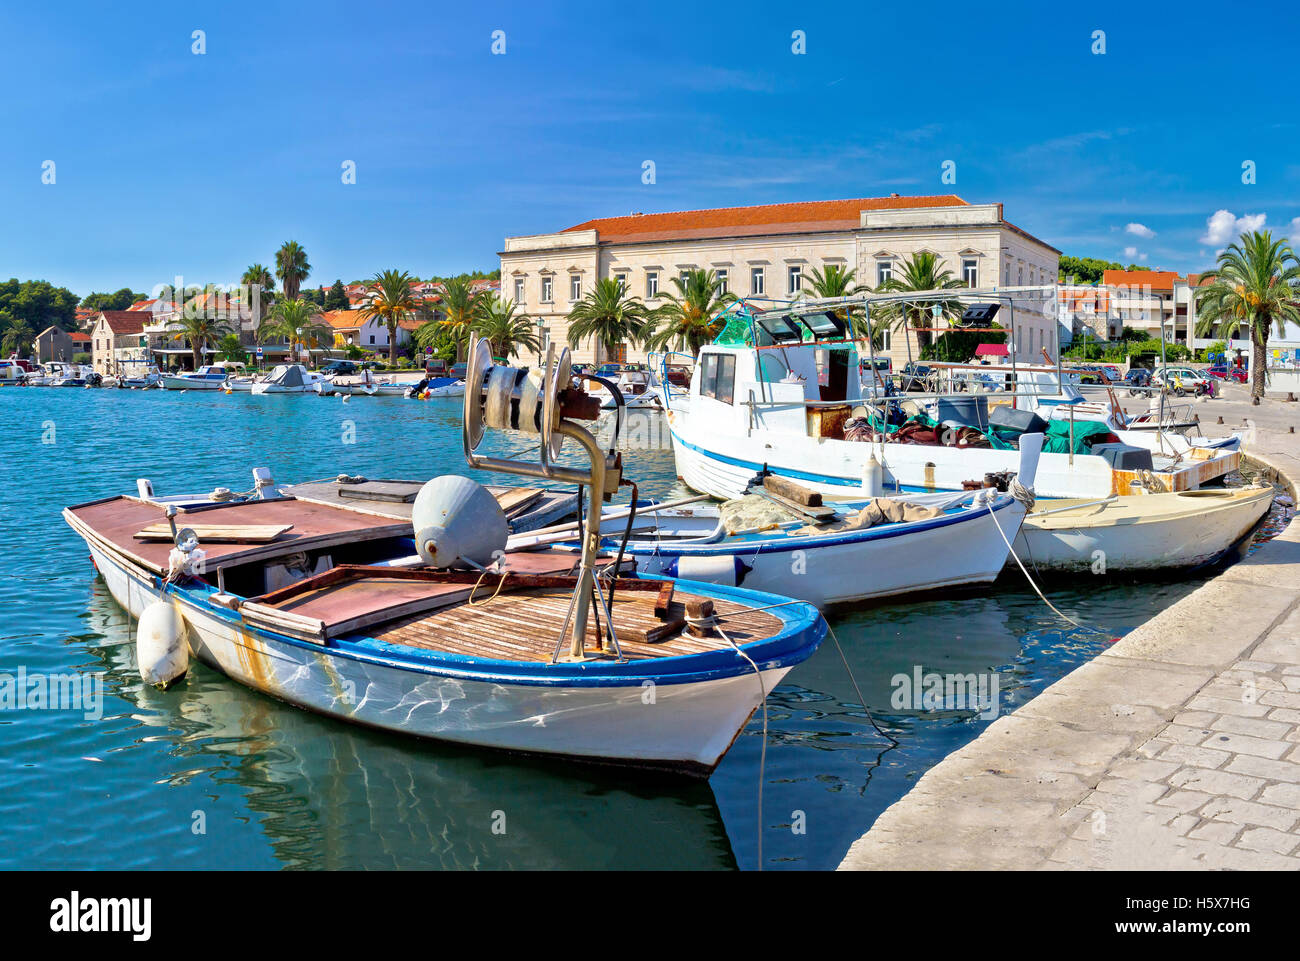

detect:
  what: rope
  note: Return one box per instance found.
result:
[985,490,1084,629]
[466,568,510,606]
[700,614,769,872]
[684,599,899,870]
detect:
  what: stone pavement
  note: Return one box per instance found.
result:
[839,384,1300,870]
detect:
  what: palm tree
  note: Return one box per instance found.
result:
[356,269,421,365]
[565,277,653,362]
[174,297,234,370]
[802,264,867,299]
[1195,230,1300,399]
[799,264,875,342]
[274,241,311,301]
[475,296,540,360]
[644,269,736,355]
[414,276,482,363]
[256,298,332,364]
[1,320,35,356]
[241,263,275,293]
[877,251,967,352]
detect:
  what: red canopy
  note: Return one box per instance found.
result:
[974,343,1009,357]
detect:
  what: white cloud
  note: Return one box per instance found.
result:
[1123,246,1138,258]
[1200,209,1267,247]
[1125,222,1156,239]
[1289,217,1300,242]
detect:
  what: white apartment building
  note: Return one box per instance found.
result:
[500,195,1061,367]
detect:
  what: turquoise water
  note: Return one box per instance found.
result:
[0,388,1282,869]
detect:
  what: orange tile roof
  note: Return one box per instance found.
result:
[127,299,155,311]
[320,309,364,331]
[562,195,970,243]
[69,331,91,343]
[1102,270,1180,289]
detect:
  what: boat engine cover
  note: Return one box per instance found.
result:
[412,475,508,569]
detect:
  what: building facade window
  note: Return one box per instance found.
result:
[541,276,553,303]
[877,262,893,286]
[962,259,978,287]
[646,271,659,298]
[750,267,765,296]
[613,272,628,292]
[1017,266,1024,285]
[716,268,728,295]
[514,278,525,303]
[570,275,581,301]
[679,270,691,288]
[787,265,802,295]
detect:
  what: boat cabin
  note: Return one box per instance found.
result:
[691,340,866,440]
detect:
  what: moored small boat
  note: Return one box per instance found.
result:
[1011,484,1276,572]
[162,362,246,390]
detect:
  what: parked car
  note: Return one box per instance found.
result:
[320,359,360,376]
[1154,366,1216,397]
[1207,364,1248,384]
[1099,364,1124,382]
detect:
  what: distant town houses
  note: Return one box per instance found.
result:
[1057,270,1219,347]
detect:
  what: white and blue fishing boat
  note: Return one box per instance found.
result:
[661,298,1240,500]
[519,435,1043,609]
[63,339,825,774]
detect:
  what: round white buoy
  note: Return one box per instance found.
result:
[411,475,508,569]
[137,600,190,688]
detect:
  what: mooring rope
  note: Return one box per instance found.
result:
[986,485,1085,629]
[685,598,899,872]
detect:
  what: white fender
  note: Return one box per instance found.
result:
[673,554,742,586]
[137,600,190,688]
[1017,432,1045,490]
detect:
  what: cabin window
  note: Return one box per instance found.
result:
[962,259,978,287]
[716,268,728,294]
[698,353,736,404]
[646,271,659,298]
[514,278,525,303]
[751,267,765,296]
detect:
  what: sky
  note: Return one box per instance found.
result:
[3,1,1300,297]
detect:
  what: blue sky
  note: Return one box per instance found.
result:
[4,1,1300,296]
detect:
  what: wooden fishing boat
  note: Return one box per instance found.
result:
[64,339,825,774]
[1012,484,1276,572]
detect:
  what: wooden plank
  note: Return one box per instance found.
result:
[494,487,543,515]
[337,481,419,503]
[133,523,293,543]
[654,581,675,619]
[762,475,824,506]
[754,485,836,522]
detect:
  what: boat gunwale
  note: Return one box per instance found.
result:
[613,495,1019,557]
[73,519,825,687]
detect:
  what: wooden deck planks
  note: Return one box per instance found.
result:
[370,588,784,662]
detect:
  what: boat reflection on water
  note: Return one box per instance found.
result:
[81,583,737,870]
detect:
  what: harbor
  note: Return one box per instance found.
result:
[3,359,1292,869]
